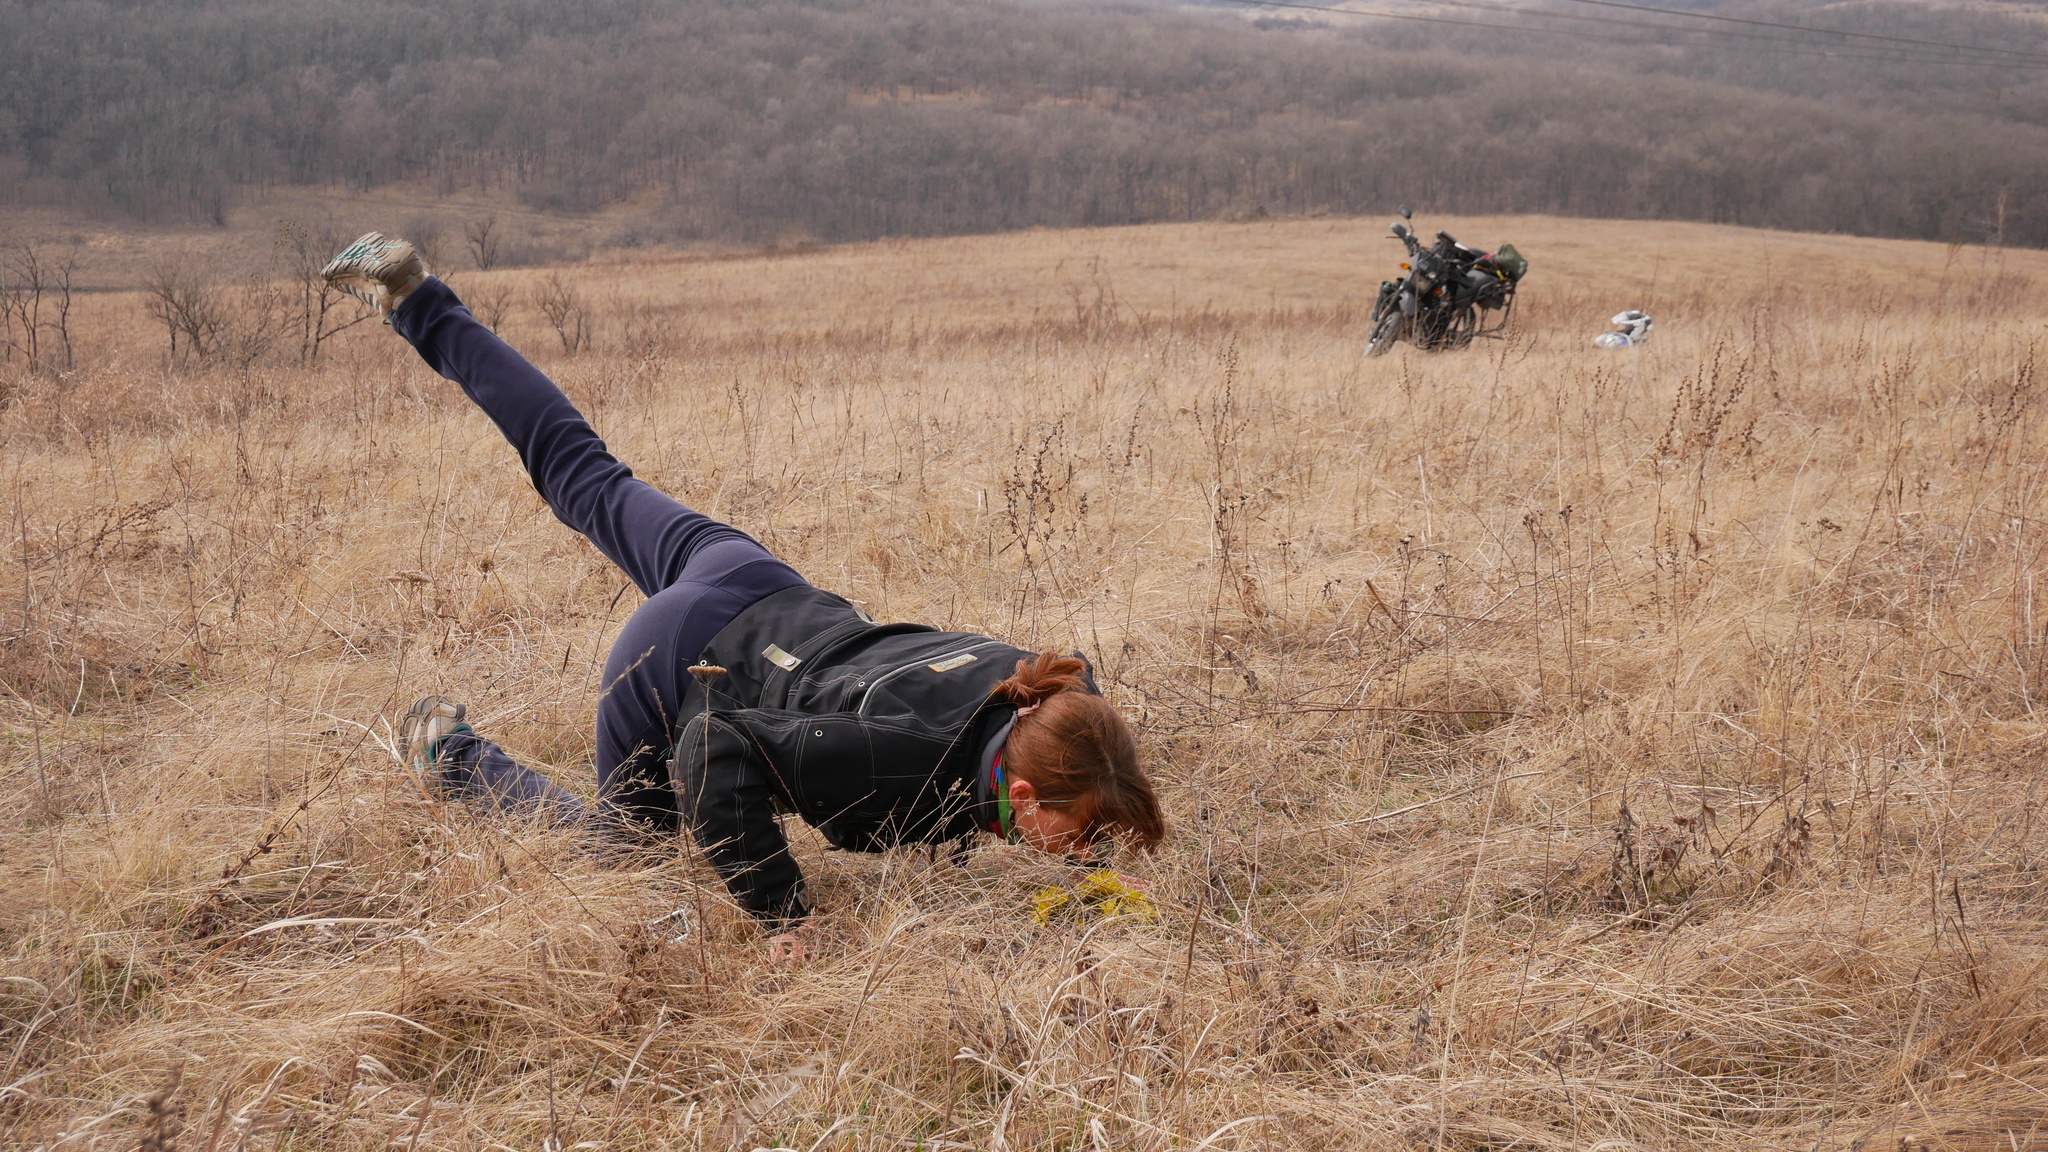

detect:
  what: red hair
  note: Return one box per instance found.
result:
[992,653,1164,850]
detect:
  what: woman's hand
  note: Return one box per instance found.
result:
[765,926,813,964]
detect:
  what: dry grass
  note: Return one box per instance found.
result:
[3,213,2047,1151]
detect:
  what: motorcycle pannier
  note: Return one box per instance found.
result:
[1493,244,1528,282]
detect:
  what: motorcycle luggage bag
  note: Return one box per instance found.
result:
[1494,244,1529,282]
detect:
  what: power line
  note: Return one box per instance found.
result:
[1212,0,2048,69]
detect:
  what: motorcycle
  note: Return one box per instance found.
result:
[1366,207,1527,356]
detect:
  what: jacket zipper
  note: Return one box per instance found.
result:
[855,641,1007,715]
[772,615,886,708]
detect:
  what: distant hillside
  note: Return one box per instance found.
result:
[1,0,2044,246]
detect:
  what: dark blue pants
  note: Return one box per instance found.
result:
[391,278,809,834]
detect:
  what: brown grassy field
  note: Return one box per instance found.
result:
[4,213,2047,1151]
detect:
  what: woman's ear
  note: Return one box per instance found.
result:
[1007,778,1038,807]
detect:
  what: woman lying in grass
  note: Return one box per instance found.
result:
[322,233,1165,961]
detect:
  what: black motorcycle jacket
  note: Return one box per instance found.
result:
[674,583,1063,930]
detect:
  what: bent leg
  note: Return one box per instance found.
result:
[389,277,804,599]
[590,541,809,833]
[430,545,804,842]
[432,729,587,824]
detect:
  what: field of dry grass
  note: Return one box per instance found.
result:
[4,213,2047,1151]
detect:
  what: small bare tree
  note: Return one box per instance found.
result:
[143,263,290,368]
[465,214,501,271]
[276,220,374,364]
[144,263,226,363]
[466,282,514,331]
[0,240,78,373]
[533,273,590,353]
[219,277,294,369]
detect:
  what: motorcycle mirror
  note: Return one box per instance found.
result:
[1398,204,1413,220]
[1391,221,1410,238]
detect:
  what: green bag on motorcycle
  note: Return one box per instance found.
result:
[1493,244,1528,282]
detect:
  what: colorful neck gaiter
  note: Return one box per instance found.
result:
[992,752,1017,843]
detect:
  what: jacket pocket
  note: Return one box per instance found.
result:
[786,714,877,824]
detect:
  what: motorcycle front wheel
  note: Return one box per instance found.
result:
[1366,310,1407,357]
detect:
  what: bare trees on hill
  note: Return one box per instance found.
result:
[1,0,2045,246]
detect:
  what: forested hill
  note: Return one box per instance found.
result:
[2,0,2045,246]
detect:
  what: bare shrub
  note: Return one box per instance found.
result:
[458,282,511,333]
[222,278,295,368]
[142,262,227,362]
[616,301,678,358]
[0,240,77,374]
[465,214,501,271]
[275,220,374,364]
[143,262,292,368]
[532,272,590,354]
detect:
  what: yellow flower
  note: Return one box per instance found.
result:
[1026,870,1156,926]
[1028,886,1073,926]
[1078,870,1157,923]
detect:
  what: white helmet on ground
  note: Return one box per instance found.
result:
[1610,309,1653,343]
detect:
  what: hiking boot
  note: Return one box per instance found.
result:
[398,694,469,784]
[322,232,428,323]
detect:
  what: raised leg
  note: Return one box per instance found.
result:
[389,277,804,599]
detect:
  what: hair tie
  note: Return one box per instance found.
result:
[1015,702,1041,718]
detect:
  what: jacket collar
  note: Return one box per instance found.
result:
[973,708,1019,835]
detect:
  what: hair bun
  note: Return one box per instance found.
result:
[993,652,1089,712]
